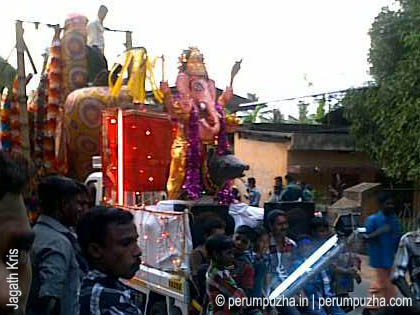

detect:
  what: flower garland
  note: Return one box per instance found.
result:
[183,105,202,200]
[215,103,234,205]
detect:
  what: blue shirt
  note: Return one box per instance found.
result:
[365,211,401,268]
[27,215,82,315]
[280,184,303,202]
[248,187,261,207]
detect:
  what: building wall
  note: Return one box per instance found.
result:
[288,151,377,204]
[233,134,378,205]
[287,151,375,168]
[234,133,290,205]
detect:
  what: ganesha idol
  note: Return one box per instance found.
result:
[161,47,248,201]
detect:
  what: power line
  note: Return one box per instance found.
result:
[238,86,369,108]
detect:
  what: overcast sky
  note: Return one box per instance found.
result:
[2,0,396,116]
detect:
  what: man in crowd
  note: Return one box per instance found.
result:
[246,177,261,207]
[77,207,143,315]
[364,193,401,310]
[87,5,108,54]
[266,210,300,315]
[392,217,420,310]
[76,182,91,217]
[268,176,283,203]
[27,175,83,315]
[87,5,109,85]
[302,184,315,202]
[0,152,34,315]
[280,174,303,202]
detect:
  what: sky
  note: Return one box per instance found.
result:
[1,0,397,117]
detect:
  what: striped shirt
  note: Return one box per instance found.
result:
[79,269,142,315]
[206,262,246,315]
[392,229,420,300]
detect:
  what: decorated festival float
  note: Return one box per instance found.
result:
[99,47,265,314]
[1,13,364,315]
[1,14,259,313]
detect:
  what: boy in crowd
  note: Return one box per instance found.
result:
[232,225,256,295]
[190,216,226,313]
[251,225,271,315]
[310,217,346,315]
[77,207,143,315]
[206,234,246,315]
[27,176,83,315]
[190,217,226,278]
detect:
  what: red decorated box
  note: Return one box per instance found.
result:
[101,108,175,205]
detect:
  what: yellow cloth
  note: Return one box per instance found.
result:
[167,130,188,200]
[109,49,164,104]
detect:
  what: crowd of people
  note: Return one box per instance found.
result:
[239,174,314,207]
[1,151,420,315]
[0,152,143,315]
[190,211,361,315]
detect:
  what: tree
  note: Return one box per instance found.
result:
[0,56,16,95]
[315,96,326,121]
[343,0,420,181]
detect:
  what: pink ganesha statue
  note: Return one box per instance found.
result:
[161,47,247,201]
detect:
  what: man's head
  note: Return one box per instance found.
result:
[205,234,234,268]
[76,182,90,217]
[285,174,296,185]
[274,176,283,186]
[267,210,288,238]
[98,5,108,22]
[305,184,313,191]
[0,152,34,314]
[38,176,82,227]
[203,217,226,239]
[378,192,395,216]
[86,180,97,208]
[248,177,256,188]
[233,225,255,253]
[311,217,330,241]
[77,207,142,279]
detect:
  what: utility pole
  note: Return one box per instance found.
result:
[125,31,132,49]
[15,20,30,159]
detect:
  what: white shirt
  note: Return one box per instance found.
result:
[87,19,105,53]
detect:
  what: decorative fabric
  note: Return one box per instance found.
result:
[56,86,131,181]
[109,48,163,105]
[62,14,88,101]
[0,79,21,154]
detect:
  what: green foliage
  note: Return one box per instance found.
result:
[241,105,263,123]
[0,56,16,94]
[315,96,326,121]
[343,0,420,181]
